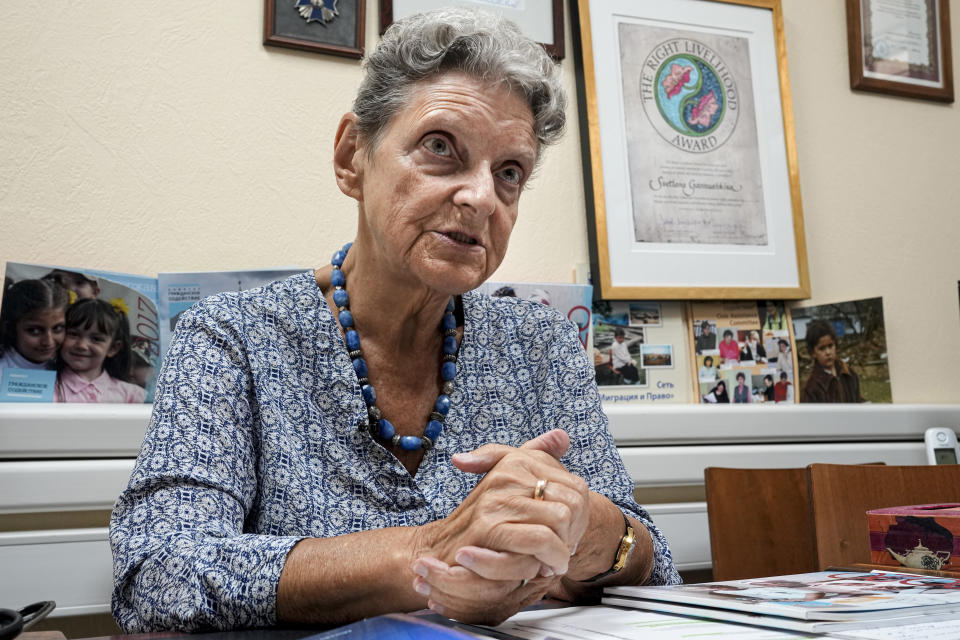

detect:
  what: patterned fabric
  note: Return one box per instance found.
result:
[109,272,680,632]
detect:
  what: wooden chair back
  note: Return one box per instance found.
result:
[704,466,817,580]
[807,463,960,569]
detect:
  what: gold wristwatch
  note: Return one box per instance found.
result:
[585,511,636,581]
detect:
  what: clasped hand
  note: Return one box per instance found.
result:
[410,429,591,624]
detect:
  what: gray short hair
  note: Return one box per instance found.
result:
[353,7,566,158]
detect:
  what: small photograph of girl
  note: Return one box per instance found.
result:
[0,278,69,372]
[54,298,146,403]
[791,297,890,403]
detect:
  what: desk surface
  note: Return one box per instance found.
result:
[84,631,315,640]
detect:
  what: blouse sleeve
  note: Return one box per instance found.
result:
[544,316,681,586]
[109,297,303,632]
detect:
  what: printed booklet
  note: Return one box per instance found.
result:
[1,262,304,404]
[477,281,593,353]
[592,300,691,405]
[1,262,161,403]
[604,570,960,634]
[688,300,798,405]
[157,268,305,357]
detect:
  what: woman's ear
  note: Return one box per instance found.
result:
[334,113,365,202]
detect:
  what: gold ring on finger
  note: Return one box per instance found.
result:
[533,478,548,500]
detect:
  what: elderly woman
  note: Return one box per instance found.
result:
[109,8,679,632]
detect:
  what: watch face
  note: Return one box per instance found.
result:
[614,526,636,571]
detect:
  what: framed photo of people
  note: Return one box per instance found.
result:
[381,0,565,59]
[570,0,810,300]
[263,0,365,59]
[845,0,954,102]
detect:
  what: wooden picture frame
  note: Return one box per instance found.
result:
[846,0,954,102]
[570,0,810,300]
[264,0,365,59]
[380,0,565,59]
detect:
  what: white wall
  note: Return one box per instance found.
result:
[1,1,958,402]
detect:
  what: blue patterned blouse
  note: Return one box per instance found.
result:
[109,272,680,632]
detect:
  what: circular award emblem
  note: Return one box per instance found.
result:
[642,41,739,153]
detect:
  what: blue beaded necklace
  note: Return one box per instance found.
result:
[330,242,459,451]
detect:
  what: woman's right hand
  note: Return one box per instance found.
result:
[408,429,591,624]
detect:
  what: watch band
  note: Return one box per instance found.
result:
[584,511,636,582]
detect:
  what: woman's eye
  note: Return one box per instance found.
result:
[498,166,522,185]
[424,137,450,157]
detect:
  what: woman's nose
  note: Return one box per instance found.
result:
[454,165,496,217]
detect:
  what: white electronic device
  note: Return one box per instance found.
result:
[924,427,960,465]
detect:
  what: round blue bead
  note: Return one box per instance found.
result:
[361,384,376,406]
[425,419,443,440]
[441,361,456,381]
[435,394,451,415]
[442,313,457,331]
[339,309,354,328]
[446,297,456,312]
[400,435,422,451]
[332,250,347,267]
[331,269,345,287]
[443,336,458,355]
[333,289,349,308]
[379,418,395,440]
[352,357,368,378]
[345,329,361,351]
[342,241,353,252]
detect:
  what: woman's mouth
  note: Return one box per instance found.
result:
[443,231,479,246]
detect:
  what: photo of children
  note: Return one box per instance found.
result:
[1,262,160,403]
[690,301,798,405]
[791,297,891,403]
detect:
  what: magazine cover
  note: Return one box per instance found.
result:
[158,269,305,357]
[605,570,960,621]
[478,281,593,352]
[790,297,891,403]
[689,301,797,404]
[1,262,160,403]
[591,301,691,405]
